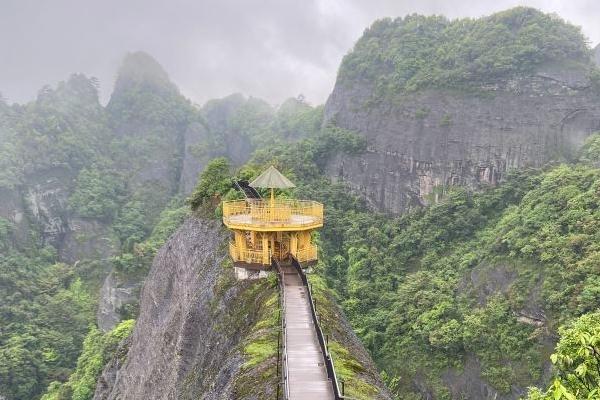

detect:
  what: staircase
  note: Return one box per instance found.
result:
[234,180,262,199]
[282,264,334,399]
[274,258,350,400]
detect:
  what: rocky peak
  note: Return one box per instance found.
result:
[324,8,600,214]
[110,51,176,96]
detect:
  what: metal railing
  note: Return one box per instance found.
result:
[229,242,266,264]
[290,257,356,400]
[295,245,318,263]
[222,199,323,228]
[273,258,290,400]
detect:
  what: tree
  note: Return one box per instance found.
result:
[188,157,232,211]
[526,312,600,399]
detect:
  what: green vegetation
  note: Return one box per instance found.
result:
[0,254,95,399]
[340,7,593,96]
[308,274,381,399]
[188,157,234,212]
[5,9,600,398]
[41,320,135,400]
[526,312,600,399]
[229,274,279,399]
[231,113,600,396]
[111,198,188,279]
[69,167,126,220]
[579,133,600,165]
[0,56,190,399]
[241,286,279,369]
[322,163,600,397]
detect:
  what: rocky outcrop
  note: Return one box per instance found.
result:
[106,52,191,199]
[93,218,253,399]
[60,217,118,264]
[93,217,390,399]
[23,167,74,248]
[324,63,600,214]
[97,272,139,332]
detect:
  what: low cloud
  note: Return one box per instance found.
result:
[1,0,598,106]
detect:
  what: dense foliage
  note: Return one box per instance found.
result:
[41,320,135,400]
[526,312,600,399]
[3,8,600,399]
[232,119,600,397]
[188,157,234,211]
[192,93,323,165]
[340,7,593,95]
[0,250,95,399]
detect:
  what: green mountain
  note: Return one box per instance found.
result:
[2,6,600,400]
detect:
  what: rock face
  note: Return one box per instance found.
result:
[93,217,231,399]
[97,272,138,332]
[324,63,600,214]
[93,217,390,399]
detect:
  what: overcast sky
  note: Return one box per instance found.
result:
[1,0,599,106]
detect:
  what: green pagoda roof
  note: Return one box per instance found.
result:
[249,166,296,189]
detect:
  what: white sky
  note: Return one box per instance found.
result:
[0,0,598,106]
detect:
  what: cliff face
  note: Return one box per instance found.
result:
[93,217,389,399]
[324,63,600,214]
[94,217,240,399]
[324,8,600,215]
[93,217,280,400]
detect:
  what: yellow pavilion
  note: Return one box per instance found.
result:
[222,166,323,269]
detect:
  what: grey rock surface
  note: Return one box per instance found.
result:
[60,217,118,265]
[93,218,241,400]
[97,271,139,332]
[23,167,74,247]
[324,64,600,214]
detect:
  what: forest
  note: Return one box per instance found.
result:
[2,5,600,400]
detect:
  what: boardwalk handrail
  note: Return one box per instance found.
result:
[222,199,324,229]
[273,257,290,400]
[290,257,357,400]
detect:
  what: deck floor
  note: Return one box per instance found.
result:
[282,266,335,400]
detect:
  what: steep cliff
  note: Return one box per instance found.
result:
[93,217,389,399]
[324,8,600,214]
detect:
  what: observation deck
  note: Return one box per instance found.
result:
[222,199,323,232]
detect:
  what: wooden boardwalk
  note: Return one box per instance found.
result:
[282,266,335,400]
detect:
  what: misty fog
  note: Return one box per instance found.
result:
[2,0,599,105]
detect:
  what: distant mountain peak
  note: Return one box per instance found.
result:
[112,51,176,94]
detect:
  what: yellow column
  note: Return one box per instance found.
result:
[270,234,276,261]
[290,232,298,257]
[262,233,269,265]
[234,231,246,261]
